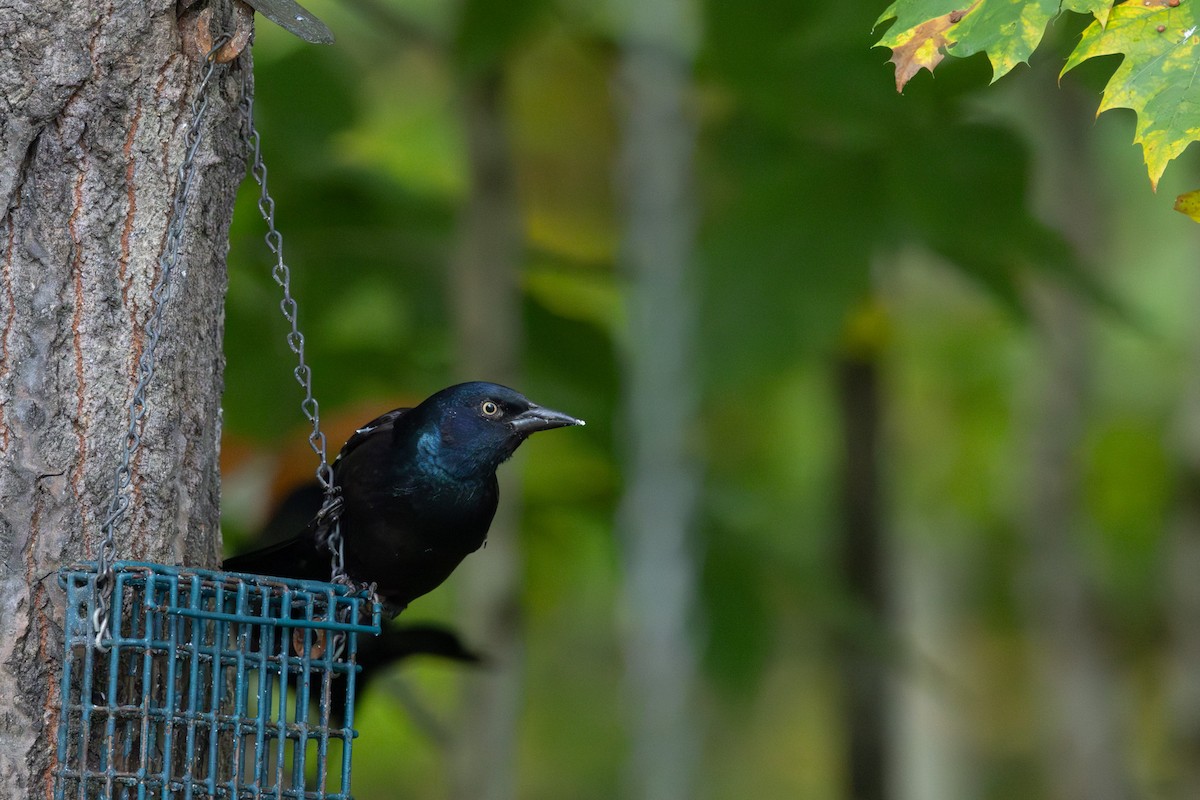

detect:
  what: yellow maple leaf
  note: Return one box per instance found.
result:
[1174,189,1200,223]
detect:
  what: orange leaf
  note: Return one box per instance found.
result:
[886,3,977,92]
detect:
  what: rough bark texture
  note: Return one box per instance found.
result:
[0,1,245,795]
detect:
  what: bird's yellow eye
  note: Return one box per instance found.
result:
[481,400,500,417]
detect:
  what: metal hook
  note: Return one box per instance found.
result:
[213,3,255,63]
[90,606,111,652]
[180,5,253,62]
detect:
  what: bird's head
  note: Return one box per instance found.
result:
[415,382,585,479]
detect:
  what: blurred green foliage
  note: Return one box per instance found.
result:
[220,0,1200,797]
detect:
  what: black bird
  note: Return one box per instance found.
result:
[223,382,584,613]
[238,479,489,669]
[233,480,487,725]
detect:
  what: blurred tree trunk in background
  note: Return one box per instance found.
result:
[891,526,979,800]
[447,69,526,800]
[836,350,891,800]
[1167,420,1200,795]
[0,1,243,796]
[1019,74,1132,800]
[613,1,703,798]
[1166,192,1200,791]
[1023,282,1131,800]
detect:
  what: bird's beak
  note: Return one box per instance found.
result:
[509,405,586,435]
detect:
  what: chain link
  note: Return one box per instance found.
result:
[91,40,230,650]
[91,36,353,651]
[236,68,348,586]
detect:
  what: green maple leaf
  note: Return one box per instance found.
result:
[1063,0,1200,189]
[1062,0,1115,27]
[951,0,1060,80]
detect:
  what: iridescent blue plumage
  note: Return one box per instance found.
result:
[223,382,584,613]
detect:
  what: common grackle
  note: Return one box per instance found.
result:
[231,477,487,725]
[223,382,584,613]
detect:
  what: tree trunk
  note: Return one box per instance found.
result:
[1017,73,1132,800]
[835,351,890,800]
[1166,457,1200,797]
[1165,141,1200,800]
[0,1,245,795]
[891,527,979,800]
[1021,279,1131,800]
[613,2,704,797]
[447,69,526,800]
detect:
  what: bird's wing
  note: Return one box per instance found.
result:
[333,407,411,466]
[222,533,332,581]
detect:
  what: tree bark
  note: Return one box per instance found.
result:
[0,1,245,795]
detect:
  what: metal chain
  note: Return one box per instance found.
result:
[236,68,348,586]
[91,40,230,650]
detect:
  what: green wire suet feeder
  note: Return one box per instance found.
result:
[55,562,380,800]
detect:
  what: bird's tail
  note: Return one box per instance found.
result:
[221,535,333,583]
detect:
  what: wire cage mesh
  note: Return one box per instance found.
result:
[54,561,381,800]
